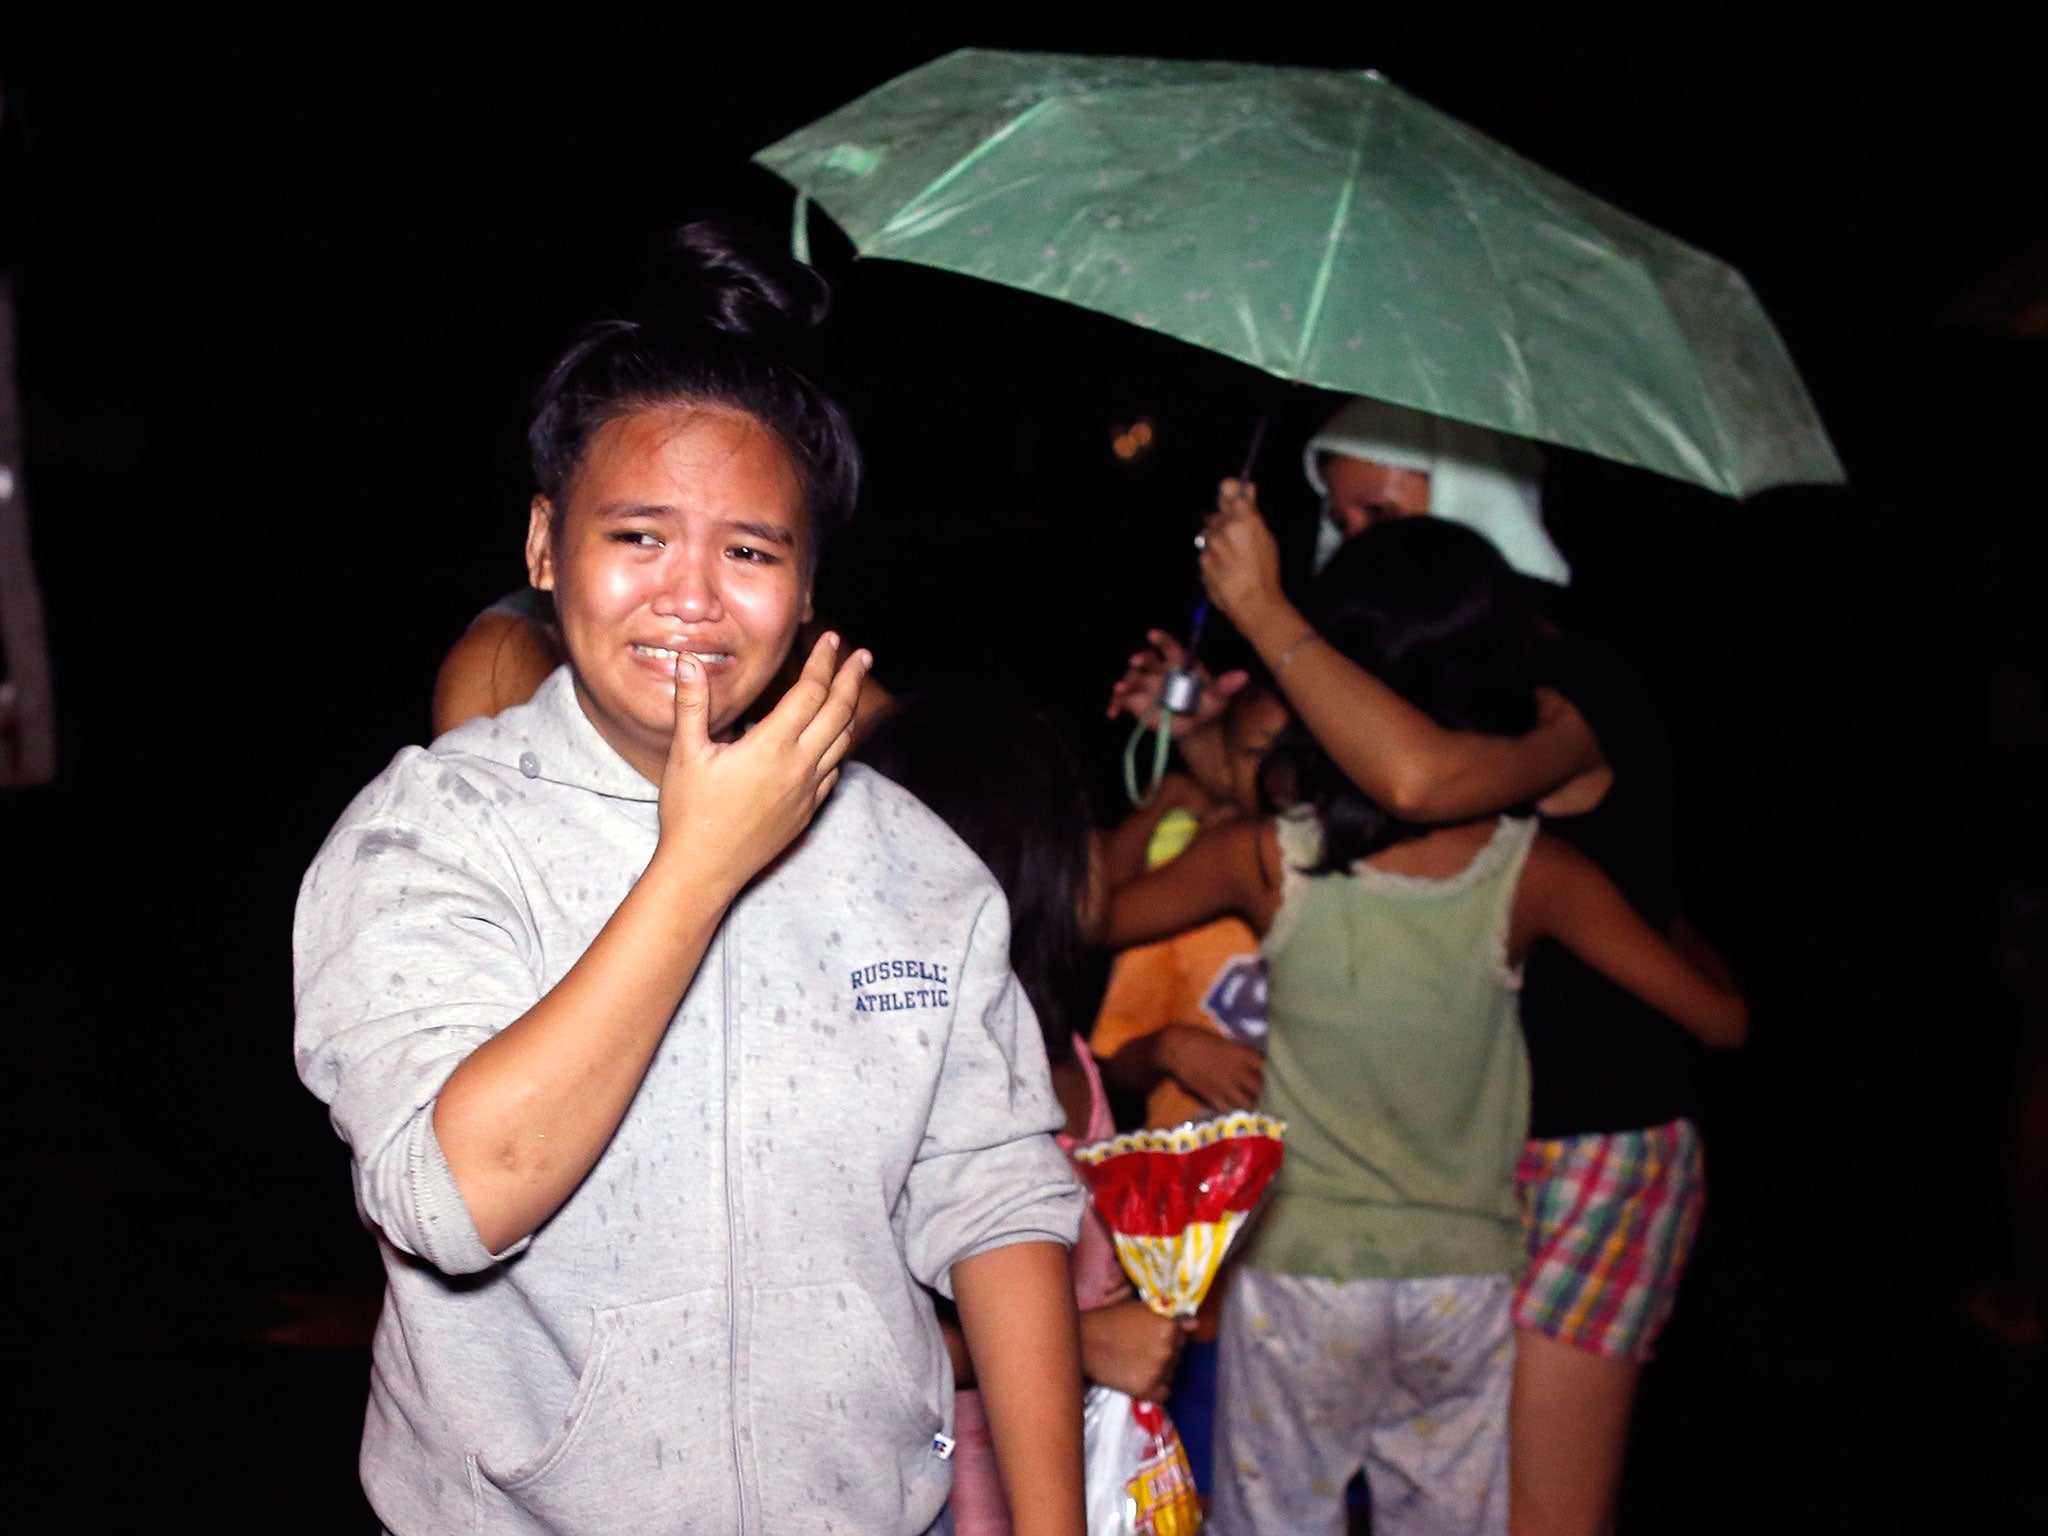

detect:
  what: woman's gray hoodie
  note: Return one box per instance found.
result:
[294,668,1084,1535]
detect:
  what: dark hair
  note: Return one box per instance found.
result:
[528,221,861,542]
[854,690,1093,1066]
[1262,518,1541,872]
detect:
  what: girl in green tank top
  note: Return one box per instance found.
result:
[1102,521,1744,1533]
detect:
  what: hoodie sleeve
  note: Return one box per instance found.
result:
[293,803,538,1276]
[900,889,1087,1298]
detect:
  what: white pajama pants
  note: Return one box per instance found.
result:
[1210,1266,1514,1536]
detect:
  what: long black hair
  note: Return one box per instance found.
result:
[854,690,1093,1066]
[528,221,861,543]
[1263,517,1542,873]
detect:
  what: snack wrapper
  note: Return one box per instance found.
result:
[1072,1112,1287,1535]
[1072,1111,1288,1319]
[1083,1385,1201,1536]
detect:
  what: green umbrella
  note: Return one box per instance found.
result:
[756,49,1844,497]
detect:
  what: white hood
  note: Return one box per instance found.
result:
[1303,398,1570,585]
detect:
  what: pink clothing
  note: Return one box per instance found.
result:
[1056,1041,1125,1312]
[950,1039,1120,1536]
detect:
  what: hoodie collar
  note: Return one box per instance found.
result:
[467,665,661,802]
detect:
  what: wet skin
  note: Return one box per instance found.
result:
[1321,453,1432,538]
[526,406,813,781]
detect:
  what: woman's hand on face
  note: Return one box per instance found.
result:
[655,632,869,898]
[1158,1024,1265,1113]
[1198,479,1285,631]
[1079,1288,1195,1403]
[1105,630,1249,737]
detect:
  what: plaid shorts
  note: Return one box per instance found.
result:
[1512,1119,1705,1362]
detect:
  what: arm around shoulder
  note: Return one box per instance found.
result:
[1256,612,1604,822]
[1103,818,1280,949]
[432,609,563,736]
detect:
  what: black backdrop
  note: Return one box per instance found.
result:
[4,5,2044,1530]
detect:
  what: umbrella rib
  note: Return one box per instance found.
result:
[876,99,1058,242]
[1438,156,1539,433]
[1651,254,1747,492]
[1291,121,1368,376]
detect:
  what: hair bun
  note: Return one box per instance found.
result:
[638,220,829,347]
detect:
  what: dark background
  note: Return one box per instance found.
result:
[3,4,2044,1530]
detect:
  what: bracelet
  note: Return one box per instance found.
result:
[1272,631,1321,674]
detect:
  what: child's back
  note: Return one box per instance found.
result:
[1249,812,1534,1286]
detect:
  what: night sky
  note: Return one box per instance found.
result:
[4,5,2044,1530]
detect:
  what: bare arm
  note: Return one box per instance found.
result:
[937,1303,974,1388]
[1103,819,1280,949]
[1099,1023,1265,1114]
[955,1275,1190,1406]
[1670,911,1739,995]
[1511,835,1748,1048]
[432,636,869,1253]
[1198,483,1606,822]
[954,1241,1086,1536]
[431,608,565,735]
[1101,771,1213,890]
[1079,1287,1196,1403]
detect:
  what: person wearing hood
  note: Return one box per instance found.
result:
[296,225,1088,1536]
[1108,400,1597,828]
[1109,398,1739,1536]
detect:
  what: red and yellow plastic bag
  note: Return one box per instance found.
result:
[1072,1112,1287,1535]
[1073,1111,1288,1318]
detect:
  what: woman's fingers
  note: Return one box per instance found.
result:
[1226,478,1260,514]
[792,629,842,710]
[752,630,840,743]
[1106,641,1171,719]
[1235,1060,1265,1107]
[807,707,862,783]
[1203,498,1266,563]
[668,653,711,756]
[811,767,840,808]
[798,647,870,761]
[1144,629,1188,669]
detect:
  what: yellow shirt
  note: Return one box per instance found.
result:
[1090,913,1267,1129]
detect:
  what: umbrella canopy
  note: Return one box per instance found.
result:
[756,49,1844,498]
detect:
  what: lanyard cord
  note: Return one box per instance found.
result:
[1123,596,1209,807]
[1124,398,1274,807]
[1122,707,1176,808]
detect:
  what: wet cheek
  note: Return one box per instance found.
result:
[594,563,654,609]
[727,578,803,645]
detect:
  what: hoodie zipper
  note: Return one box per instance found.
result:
[722,919,748,1533]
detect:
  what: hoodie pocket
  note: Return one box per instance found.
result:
[748,1283,950,1535]
[470,1288,733,1536]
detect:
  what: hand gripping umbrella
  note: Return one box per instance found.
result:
[755,49,1846,787]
